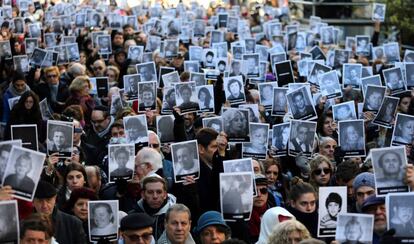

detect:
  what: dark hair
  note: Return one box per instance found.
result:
[114,147,129,158]
[142,175,167,192]
[378,151,402,168]
[20,214,54,240]
[64,187,98,214]
[111,120,124,130]
[179,84,192,95]
[289,177,316,202]
[63,105,85,122]
[325,192,342,209]
[316,113,333,137]
[9,90,42,123]
[92,202,114,223]
[64,163,88,187]
[198,87,212,107]
[93,105,110,117]
[335,160,360,183]
[227,79,242,92]
[13,72,26,83]
[125,116,145,129]
[196,128,219,148]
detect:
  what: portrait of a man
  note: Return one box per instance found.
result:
[109,145,134,182]
[389,194,414,237]
[172,141,199,181]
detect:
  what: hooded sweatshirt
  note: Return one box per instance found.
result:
[256,207,295,244]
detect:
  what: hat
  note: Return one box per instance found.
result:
[255,174,269,185]
[194,211,230,234]
[120,213,154,231]
[34,181,57,199]
[352,172,375,192]
[361,195,385,212]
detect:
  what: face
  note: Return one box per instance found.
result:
[319,140,337,160]
[116,152,129,167]
[265,165,279,185]
[16,158,31,176]
[200,140,218,163]
[389,72,399,84]
[142,182,167,209]
[53,131,66,148]
[252,160,261,174]
[200,226,227,244]
[399,120,414,141]
[176,147,192,169]
[21,230,49,244]
[345,223,361,241]
[91,111,110,133]
[251,128,267,146]
[66,170,85,191]
[254,185,269,208]
[327,202,340,217]
[143,91,153,104]
[365,204,386,233]
[33,196,57,215]
[337,107,351,120]
[181,88,192,102]
[229,81,240,96]
[262,86,272,100]
[23,96,34,110]
[14,80,26,93]
[199,90,207,101]
[323,117,334,136]
[381,153,400,174]
[291,192,316,213]
[368,92,382,109]
[122,227,153,244]
[287,230,303,244]
[313,161,331,186]
[297,126,308,142]
[111,126,125,138]
[72,198,89,221]
[399,97,411,113]
[395,205,413,224]
[355,186,375,208]
[293,94,305,109]
[165,211,191,244]
[231,113,246,132]
[94,206,112,227]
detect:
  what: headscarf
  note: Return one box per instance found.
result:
[256,207,295,244]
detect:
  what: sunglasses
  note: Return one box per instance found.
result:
[47,74,58,78]
[258,187,268,195]
[313,168,332,176]
[125,232,152,242]
[149,143,160,148]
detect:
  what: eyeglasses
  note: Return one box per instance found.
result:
[258,187,268,195]
[313,168,332,176]
[149,143,160,148]
[91,118,105,124]
[46,74,58,78]
[125,232,153,242]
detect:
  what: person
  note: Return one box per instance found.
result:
[134,147,163,182]
[320,192,342,229]
[226,78,245,101]
[194,211,232,244]
[20,214,55,244]
[389,200,414,237]
[47,125,72,153]
[373,4,385,20]
[221,175,249,215]
[345,67,360,87]
[125,116,147,144]
[229,61,243,76]
[361,195,387,244]
[157,116,175,143]
[356,38,369,55]
[340,123,364,152]
[386,69,405,91]
[365,90,383,111]
[267,220,311,244]
[291,92,314,119]
[125,75,139,100]
[110,147,133,180]
[162,88,176,112]
[204,51,215,68]
[260,84,273,107]
[256,207,295,244]
[394,116,414,144]
[2,73,31,124]
[157,204,195,244]
[245,57,259,77]
[139,85,155,111]
[174,144,199,176]
[140,65,156,82]
[309,155,333,191]
[290,124,312,153]
[90,202,117,236]
[222,109,248,138]
[198,87,213,111]
[120,213,156,244]
[320,73,341,96]
[318,137,337,162]
[272,89,287,113]
[271,124,289,151]
[335,105,353,121]
[352,172,376,213]
[244,125,267,154]
[178,84,199,111]
[3,152,35,194]
[98,36,111,54]
[55,163,89,209]
[342,217,364,244]
[129,46,142,63]
[376,151,405,187]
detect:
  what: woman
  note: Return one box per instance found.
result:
[90,202,117,236]
[244,125,268,154]
[57,163,88,210]
[262,159,286,207]
[106,65,119,87]
[256,207,295,244]
[2,72,31,124]
[285,177,318,237]
[64,187,98,238]
[316,113,337,139]
[309,155,333,191]
[340,124,364,151]
[267,219,311,244]
[198,87,213,111]
[394,116,414,144]
[66,76,95,124]
[222,109,248,138]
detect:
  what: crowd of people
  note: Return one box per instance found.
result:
[1,0,414,244]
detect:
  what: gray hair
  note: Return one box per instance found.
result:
[165,204,191,223]
[135,147,162,172]
[68,63,86,77]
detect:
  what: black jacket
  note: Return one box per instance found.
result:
[52,207,87,244]
[34,81,69,113]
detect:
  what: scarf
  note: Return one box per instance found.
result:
[95,116,115,138]
[8,82,30,97]
[248,204,268,238]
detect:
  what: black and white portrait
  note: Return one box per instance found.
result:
[11,124,38,151]
[272,88,288,116]
[308,62,331,85]
[189,46,203,61]
[363,85,385,113]
[156,115,175,143]
[333,49,350,68]
[239,104,260,123]
[202,116,223,133]
[372,46,385,61]
[345,37,355,51]
[55,45,68,65]
[220,172,253,221]
[0,40,11,60]
[372,3,386,22]
[97,35,112,54]
[28,23,41,38]
[110,94,123,116]
[171,140,200,182]
[0,200,19,243]
[242,53,260,78]
[391,113,414,146]
[258,82,277,110]
[196,85,214,113]
[66,43,80,62]
[229,60,243,76]
[242,123,269,159]
[193,19,205,37]
[159,66,175,87]
[361,75,382,96]
[88,200,118,241]
[338,120,366,157]
[288,120,317,157]
[383,67,406,94]
[270,122,290,157]
[333,101,357,122]
[164,39,178,58]
[146,35,161,52]
[342,63,362,89]
[138,81,156,112]
[231,45,245,61]
[190,72,206,87]
[175,82,200,113]
[222,107,250,142]
[387,193,414,239]
[123,74,140,101]
[223,158,253,174]
[335,214,373,244]
[108,144,135,182]
[0,140,22,185]
[25,38,39,56]
[211,30,224,45]
[47,120,73,158]
[372,96,399,127]
[88,12,102,28]
[203,49,216,68]
[371,146,408,195]
[2,146,45,201]
[184,61,200,73]
[13,18,25,34]
[75,13,86,27]
[13,55,29,73]
[136,62,157,82]
[355,35,370,56]
[161,86,176,114]
[318,186,347,237]
[384,42,400,64]
[321,26,334,45]
[213,42,228,59]
[227,16,238,33]
[216,58,228,74]
[286,86,317,120]
[319,70,342,99]
[123,115,148,145]
[405,63,414,89]
[224,76,246,105]
[29,48,47,67]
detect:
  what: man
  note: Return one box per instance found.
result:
[134,147,163,182]
[386,70,405,91]
[98,36,111,54]
[157,204,195,244]
[33,181,86,244]
[131,176,176,240]
[140,65,156,82]
[345,68,360,87]
[361,195,387,244]
[34,66,69,113]
[194,211,231,244]
[3,152,35,194]
[334,160,360,209]
[377,151,404,187]
[290,124,312,153]
[343,217,363,244]
[125,116,147,144]
[120,213,155,244]
[365,90,383,111]
[320,192,342,228]
[174,144,199,176]
[389,199,414,236]
[178,84,199,111]
[83,106,114,164]
[20,215,53,244]
[0,143,12,180]
[352,172,376,213]
[110,147,133,180]
[92,59,107,77]
[319,137,337,162]
[47,126,71,154]
[148,131,174,190]
[292,92,313,118]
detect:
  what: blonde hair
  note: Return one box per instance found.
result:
[69,75,91,94]
[267,220,311,244]
[43,66,60,76]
